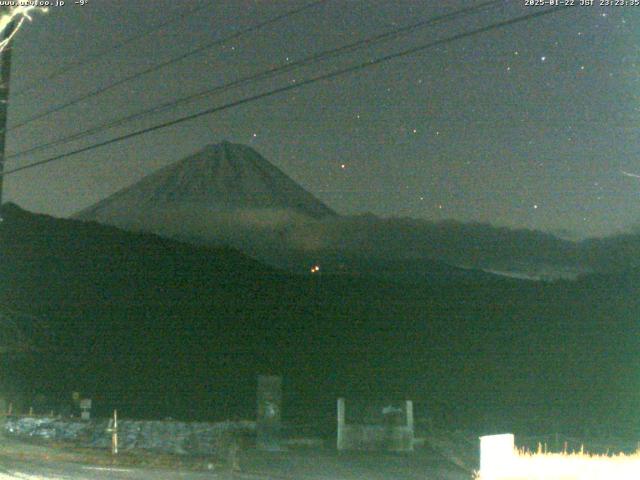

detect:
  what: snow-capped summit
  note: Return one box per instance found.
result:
[74,142,336,232]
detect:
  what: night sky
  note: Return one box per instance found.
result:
[4,0,639,238]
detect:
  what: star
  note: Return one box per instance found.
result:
[541,56,547,62]
[340,164,346,169]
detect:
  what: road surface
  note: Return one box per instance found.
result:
[0,435,473,479]
[0,451,472,480]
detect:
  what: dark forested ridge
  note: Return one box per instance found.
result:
[1,203,637,437]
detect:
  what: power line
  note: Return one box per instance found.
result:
[1,5,572,178]
[6,0,329,132]
[7,0,506,161]
[12,1,212,97]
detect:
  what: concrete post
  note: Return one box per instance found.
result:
[256,375,282,451]
[479,433,515,478]
[337,397,345,451]
[405,400,413,430]
[405,400,415,451]
[79,399,91,420]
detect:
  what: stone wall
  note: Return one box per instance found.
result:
[3,416,255,456]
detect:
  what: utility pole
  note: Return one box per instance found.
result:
[0,8,15,217]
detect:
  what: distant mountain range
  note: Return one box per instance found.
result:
[74,142,640,279]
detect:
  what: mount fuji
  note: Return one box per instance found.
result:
[74,141,336,243]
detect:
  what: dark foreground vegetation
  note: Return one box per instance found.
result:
[0,203,637,439]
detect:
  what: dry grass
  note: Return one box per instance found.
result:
[475,448,640,480]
